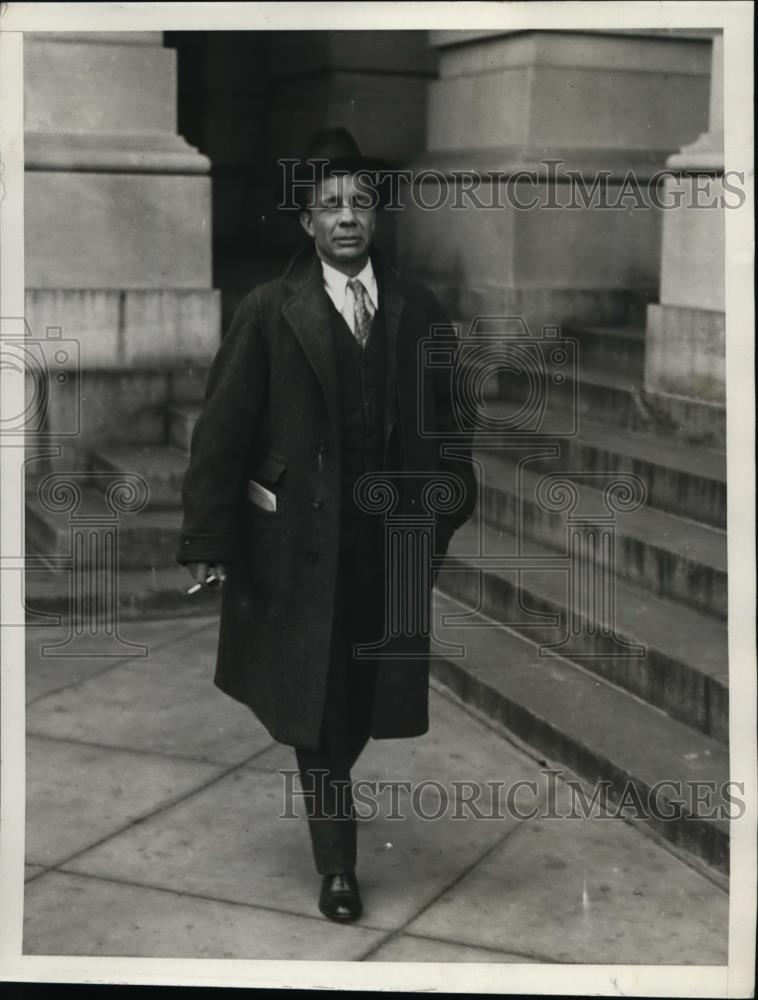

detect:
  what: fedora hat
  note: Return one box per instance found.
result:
[299,126,384,174]
[278,126,387,212]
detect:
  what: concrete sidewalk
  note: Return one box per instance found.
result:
[24,614,728,963]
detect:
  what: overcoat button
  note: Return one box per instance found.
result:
[312,497,324,510]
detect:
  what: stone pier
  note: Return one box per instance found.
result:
[397,30,712,329]
[24,31,220,466]
[645,32,726,409]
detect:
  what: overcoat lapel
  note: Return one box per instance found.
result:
[281,247,340,438]
[281,242,406,451]
[378,258,404,451]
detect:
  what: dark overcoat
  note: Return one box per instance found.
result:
[177,241,477,749]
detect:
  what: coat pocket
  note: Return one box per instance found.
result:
[247,453,287,512]
[248,480,278,512]
[242,455,287,596]
[252,453,287,488]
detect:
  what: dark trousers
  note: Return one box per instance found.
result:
[294,522,382,875]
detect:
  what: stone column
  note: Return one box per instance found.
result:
[266,31,435,164]
[165,30,436,323]
[644,32,726,410]
[397,30,712,330]
[24,32,220,462]
[264,30,436,263]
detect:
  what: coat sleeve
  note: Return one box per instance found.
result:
[176,289,268,566]
[423,288,478,545]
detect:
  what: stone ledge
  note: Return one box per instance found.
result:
[24,288,221,369]
[403,147,679,177]
[412,280,655,330]
[25,131,210,175]
[429,29,716,52]
[26,32,162,46]
[432,30,711,76]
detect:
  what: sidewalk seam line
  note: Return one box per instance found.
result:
[43,866,390,935]
[357,817,525,961]
[25,615,220,707]
[392,929,558,965]
[28,750,271,874]
[26,729,255,768]
[429,676,730,895]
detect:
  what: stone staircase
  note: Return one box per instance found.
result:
[25,373,220,621]
[433,321,728,879]
[25,320,729,878]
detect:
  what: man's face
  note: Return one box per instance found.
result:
[300,173,376,274]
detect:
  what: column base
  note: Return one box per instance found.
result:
[645,302,725,403]
[23,287,220,467]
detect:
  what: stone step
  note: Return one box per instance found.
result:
[24,562,220,624]
[496,360,725,447]
[430,590,730,874]
[477,401,726,528]
[26,485,183,572]
[167,392,726,528]
[438,518,728,742]
[89,444,188,510]
[91,367,211,448]
[168,404,200,455]
[497,357,643,430]
[563,323,645,376]
[476,451,727,619]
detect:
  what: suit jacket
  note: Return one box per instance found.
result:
[178,241,477,749]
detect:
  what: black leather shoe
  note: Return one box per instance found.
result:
[318,871,363,923]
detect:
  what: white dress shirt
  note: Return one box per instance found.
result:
[320,257,378,336]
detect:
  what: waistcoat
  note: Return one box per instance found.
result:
[329,298,387,530]
[329,295,392,647]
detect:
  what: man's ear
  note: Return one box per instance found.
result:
[299,210,314,238]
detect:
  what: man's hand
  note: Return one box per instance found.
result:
[187,562,227,590]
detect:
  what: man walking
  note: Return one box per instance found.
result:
[178,128,477,923]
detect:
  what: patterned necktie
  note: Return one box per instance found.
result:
[347,278,373,349]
